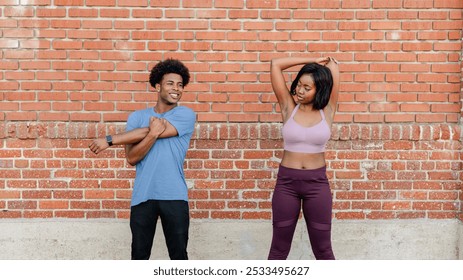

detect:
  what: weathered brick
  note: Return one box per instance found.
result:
[0,1,460,222]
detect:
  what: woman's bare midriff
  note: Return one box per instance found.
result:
[280,150,326,170]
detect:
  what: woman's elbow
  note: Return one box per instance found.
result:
[270,58,278,68]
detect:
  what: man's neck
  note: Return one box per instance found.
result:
[153,102,177,114]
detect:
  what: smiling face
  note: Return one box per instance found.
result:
[295,73,317,105]
[155,73,184,105]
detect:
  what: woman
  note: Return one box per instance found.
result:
[268,56,339,260]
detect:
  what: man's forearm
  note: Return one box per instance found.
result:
[112,127,149,145]
[125,134,158,166]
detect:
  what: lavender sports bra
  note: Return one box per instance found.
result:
[282,104,331,153]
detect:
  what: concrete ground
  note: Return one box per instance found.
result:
[0,219,461,260]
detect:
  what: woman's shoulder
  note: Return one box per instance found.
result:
[322,104,335,124]
[282,102,298,123]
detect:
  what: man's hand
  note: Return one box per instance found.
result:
[148,117,167,138]
[89,138,109,154]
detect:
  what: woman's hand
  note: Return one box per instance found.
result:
[317,56,339,66]
[315,56,331,66]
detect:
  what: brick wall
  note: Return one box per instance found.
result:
[0,0,462,221]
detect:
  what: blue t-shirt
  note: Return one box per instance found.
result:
[125,106,196,206]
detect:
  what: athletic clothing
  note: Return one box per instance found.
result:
[268,165,335,260]
[130,200,189,260]
[269,103,335,260]
[126,106,196,206]
[282,104,331,153]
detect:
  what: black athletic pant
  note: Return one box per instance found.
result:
[130,200,189,260]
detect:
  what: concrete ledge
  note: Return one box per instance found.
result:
[0,219,460,260]
[459,221,463,260]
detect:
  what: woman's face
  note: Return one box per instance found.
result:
[295,74,316,104]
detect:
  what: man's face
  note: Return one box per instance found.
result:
[155,73,184,105]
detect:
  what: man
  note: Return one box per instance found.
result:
[89,59,196,260]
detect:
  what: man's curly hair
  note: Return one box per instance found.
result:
[149,58,190,88]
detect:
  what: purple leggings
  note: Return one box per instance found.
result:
[268,165,335,260]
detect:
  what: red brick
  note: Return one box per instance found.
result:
[335,212,366,219]
[0,1,461,222]
[210,211,239,219]
[242,211,271,220]
[86,211,116,219]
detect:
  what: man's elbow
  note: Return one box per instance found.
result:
[126,156,138,166]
